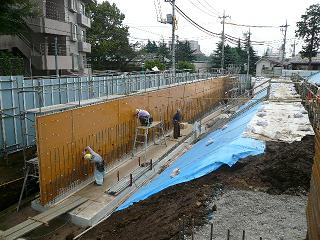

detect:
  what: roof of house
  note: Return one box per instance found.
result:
[256,56,283,65]
[307,72,320,86]
[289,59,320,65]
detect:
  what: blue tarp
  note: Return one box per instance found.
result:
[118,100,266,211]
[307,72,320,86]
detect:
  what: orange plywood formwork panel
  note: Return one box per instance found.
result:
[119,95,148,121]
[72,100,119,139]
[36,77,232,204]
[36,111,74,204]
[148,90,170,119]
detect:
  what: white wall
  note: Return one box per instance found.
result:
[256,59,273,76]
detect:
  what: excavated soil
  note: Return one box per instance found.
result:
[79,136,315,240]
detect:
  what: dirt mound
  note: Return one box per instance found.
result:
[217,135,314,195]
[82,136,314,240]
[84,175,222,240]
[261,135,314,194]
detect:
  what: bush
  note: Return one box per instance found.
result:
[0,51,24,75]
[144,60,166,71]
[176,61,195,72]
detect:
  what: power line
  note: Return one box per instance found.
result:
[194,0,220,17]
[200,0,221,16]
[129,25,170,38]
[225,21,282,28]
[186,0,219,18]
[174,4,286,46]
[174,4,221,37]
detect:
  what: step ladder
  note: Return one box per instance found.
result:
[132,121,167,160]
[16,158,39,212]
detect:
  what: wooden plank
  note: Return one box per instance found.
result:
[137,121,161,130]
[4,196,84,236]
[4,197,87,239]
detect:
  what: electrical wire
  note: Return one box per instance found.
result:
[200,0,221,16]
[173,4,221,37]
[173,4,286,48]
[194,0,220,17]
[186,0,219,18]
[225,21,282,28]
[129,26,170,38]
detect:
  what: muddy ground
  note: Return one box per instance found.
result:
[1,136,313,239]
[80,135,314,240]
[0,147,38,211]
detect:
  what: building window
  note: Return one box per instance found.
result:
[80,30,86,42]
[69,0,77,12]
[71,24,77,41]
[72,53,79,70]
[79,3,86,15]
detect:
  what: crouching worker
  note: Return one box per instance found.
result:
[136,109,153,126]
[83,146,105,186]
[173,109,182,139]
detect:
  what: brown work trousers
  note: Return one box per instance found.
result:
[173,121,181,139]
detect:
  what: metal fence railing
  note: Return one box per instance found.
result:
[0,72,251,159]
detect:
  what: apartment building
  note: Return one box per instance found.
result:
[0,0,92,75]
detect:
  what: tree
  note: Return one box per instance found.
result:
[0,51,24,75]
[296,4,320,69]
[144,40,158,53]
[0,0,40,34]
[177,61,195,72]
[210,39,257,74]
[243,34,259,74]
[157,41,170,63]
[87,1,137,71]
[175,41,196,62]
[144,59,165,71]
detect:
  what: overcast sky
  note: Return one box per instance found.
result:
[98,0,318,57]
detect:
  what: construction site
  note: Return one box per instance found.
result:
[0,70,319,240]
[1,0,320,239]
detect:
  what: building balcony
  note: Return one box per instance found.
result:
[77,13,91,28]
[27,17,70,36]
[32,55,73,70]
[78,41,91,53]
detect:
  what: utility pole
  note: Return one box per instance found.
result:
[219,10,230,73]
[165,0,176,75]
[281,20,288,62]
[246,29,251,78]
[54,36,59,77]
[171,0,176,75]
[291,39,296,58]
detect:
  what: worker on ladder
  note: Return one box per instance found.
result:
[83,146,105,186]
[173,109,182,139]
[136,109,153,126]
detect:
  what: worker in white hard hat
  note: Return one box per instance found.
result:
[83,146,105,186]
[136,108,153,126]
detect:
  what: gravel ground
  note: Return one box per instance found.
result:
[189,190,307,240]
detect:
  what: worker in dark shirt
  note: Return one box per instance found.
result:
[173,109,182,139]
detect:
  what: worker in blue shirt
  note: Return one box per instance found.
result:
[173,109,182,139]
[136,109,153,126]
